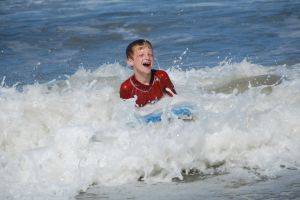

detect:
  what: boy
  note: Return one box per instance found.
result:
[120,39,177,107]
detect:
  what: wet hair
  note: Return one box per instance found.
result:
[126,39,153,59]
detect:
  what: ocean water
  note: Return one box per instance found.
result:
[1,0,300,200]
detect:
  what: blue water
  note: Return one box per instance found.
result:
[1,0,300,86]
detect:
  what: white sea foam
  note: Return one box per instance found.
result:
[0,61,299,199]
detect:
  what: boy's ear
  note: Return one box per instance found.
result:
[126,58,134,67]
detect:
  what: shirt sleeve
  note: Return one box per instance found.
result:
[157,70,177,96]
[119,81,132,99]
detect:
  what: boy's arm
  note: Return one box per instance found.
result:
[157,70,177,96]
[119,81,133,99]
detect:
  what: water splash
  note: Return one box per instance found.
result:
[0,60,299,199]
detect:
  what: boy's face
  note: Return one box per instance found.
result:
[127,44,154,75]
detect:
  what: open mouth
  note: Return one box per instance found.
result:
[143,62,151,67]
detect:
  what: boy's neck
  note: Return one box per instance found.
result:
[134,71,152,85]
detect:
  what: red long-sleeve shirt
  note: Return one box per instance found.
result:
[119,69,176,107]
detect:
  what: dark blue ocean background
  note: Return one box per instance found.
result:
[1,0,300,86]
